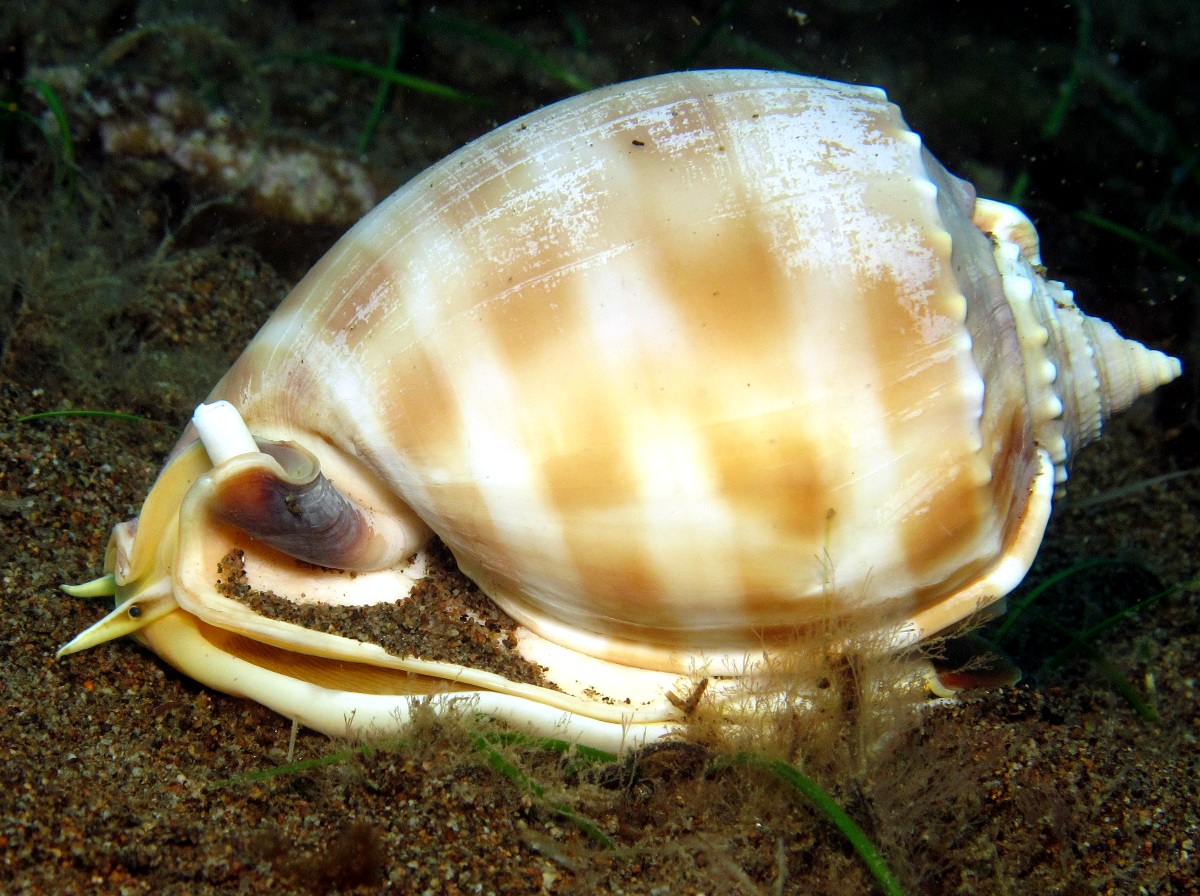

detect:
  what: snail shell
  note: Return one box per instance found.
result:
[58,70,1180,751]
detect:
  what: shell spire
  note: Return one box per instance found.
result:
[1081,312,1182,423]
[1034,274,1182,463]
[974,198,1182,483]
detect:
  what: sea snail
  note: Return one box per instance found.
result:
[58,70,1181,752]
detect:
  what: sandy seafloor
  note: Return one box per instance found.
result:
[1,2,1198,894]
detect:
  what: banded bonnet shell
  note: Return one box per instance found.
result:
[58,70,1181,751]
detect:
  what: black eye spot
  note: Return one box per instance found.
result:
[128,605,142,618]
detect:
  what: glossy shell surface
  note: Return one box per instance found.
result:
[59,70,1181,750]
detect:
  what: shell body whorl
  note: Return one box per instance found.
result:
[59,70,1181,749]
[222,72,1041,655]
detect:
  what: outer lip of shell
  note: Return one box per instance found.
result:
[136,610,684,753]
[901,447,1055,640]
